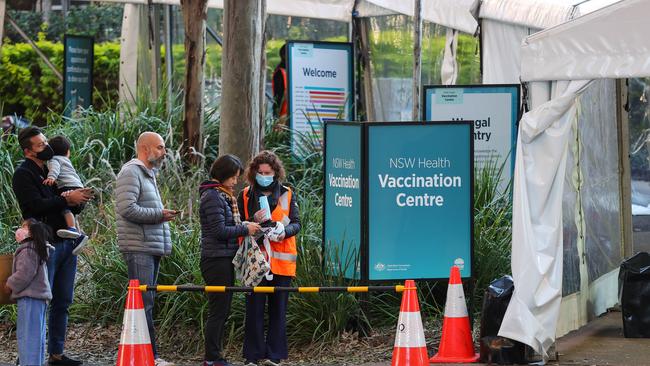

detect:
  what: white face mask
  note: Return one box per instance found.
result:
[15,227,29,243]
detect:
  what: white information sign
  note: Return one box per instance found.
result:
[287,41,354,157]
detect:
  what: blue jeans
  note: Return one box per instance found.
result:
[123,253,161,358]
[243,275,292,361]
[17,297,47,366]
[47,238,77,356]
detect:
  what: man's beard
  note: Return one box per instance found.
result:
[148,154,165,169]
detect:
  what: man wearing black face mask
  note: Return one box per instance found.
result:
[12,126,93,366]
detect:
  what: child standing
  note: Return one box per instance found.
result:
[4,219,53,366]
[43,135,88,255]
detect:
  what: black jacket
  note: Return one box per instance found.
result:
[12,158,83,241]
[199,181,248,258]
[237,182,301,239]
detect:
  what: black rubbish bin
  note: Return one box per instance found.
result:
[619,252,650,338]
[479,275,527,364]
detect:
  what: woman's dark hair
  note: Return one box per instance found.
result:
[210,154,243,182]
[25,219,51,264]
[245,150,286,185]
[48,135,71,156]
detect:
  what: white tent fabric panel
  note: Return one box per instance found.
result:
[520,0,650,82]
[481,19,532,84]
[479,0,575,29]
[355,0,480,34]
[498,79,591,357]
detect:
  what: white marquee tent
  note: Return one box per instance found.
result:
[3,0,645,360]
[501,0,650,358]
[110,0,644,359]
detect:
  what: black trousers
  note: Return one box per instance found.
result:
[200,256,235,361]
[243,274,292,362]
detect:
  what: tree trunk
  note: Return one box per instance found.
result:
[357,17,375,122]
[258,0,267,150]
[42,0,51,23]
[220,0,263,169]
[180,0,207,165]
[0,0,6,53]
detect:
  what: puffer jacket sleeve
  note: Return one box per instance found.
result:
[6,248,38,294]
[202,190,249,240]
[116,166,163,224]
[284,191,301,238]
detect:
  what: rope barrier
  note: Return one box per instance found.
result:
[133,284,409,293]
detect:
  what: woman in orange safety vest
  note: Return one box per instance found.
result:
[237,150,301,366]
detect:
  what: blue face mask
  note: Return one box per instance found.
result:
[256,173,274,187]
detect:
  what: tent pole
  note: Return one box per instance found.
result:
[617,79,633,258]
[149,3,162,100]
[412,0,422,121]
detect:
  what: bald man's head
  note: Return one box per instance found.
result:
[136,132,166,170]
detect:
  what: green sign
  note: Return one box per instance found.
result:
[323,123,362,279]
[64,35,94,117]
[323,121,474,281]
[367,123,473,280]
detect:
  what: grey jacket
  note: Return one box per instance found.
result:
[115,159,171,256]
[47,155,83,188]
[7,241,53,301]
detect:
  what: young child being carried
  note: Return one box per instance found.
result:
[43,135,88,255]
[4,219,53,366]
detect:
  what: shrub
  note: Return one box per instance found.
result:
[0,41,120,122]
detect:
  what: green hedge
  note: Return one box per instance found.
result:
[0,33,479,122]
[0,41,120,122]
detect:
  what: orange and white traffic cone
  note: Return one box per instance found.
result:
[430,266,479,363]
[391,279,428,366]
[116,279,155,366]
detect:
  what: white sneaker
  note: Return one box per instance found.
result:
[57,228,81,239]
[154,358,175,366]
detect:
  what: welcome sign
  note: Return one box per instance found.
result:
[287,41,354,157]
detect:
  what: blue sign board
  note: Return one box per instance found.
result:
[423,85,519,191]
[63,35,94,117]
[323,123,362,279]
[367,123,473,280]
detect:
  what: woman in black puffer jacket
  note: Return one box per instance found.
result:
[198,154,261,366]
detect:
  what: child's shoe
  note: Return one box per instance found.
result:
[57,227,81,239]
[71,233,88,255]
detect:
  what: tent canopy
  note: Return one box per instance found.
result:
[521,0,650,81]
[78,0,480,34]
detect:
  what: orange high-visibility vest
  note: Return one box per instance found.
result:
[272,67,288,118]
[243,186,297,277]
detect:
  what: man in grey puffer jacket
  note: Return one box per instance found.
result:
[115,132,177,366]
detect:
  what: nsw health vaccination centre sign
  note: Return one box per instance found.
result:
[323,122,474,281]
[287,41,354,157]
[423,85,519,190]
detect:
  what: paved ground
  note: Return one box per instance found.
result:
[2,311,649,366]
